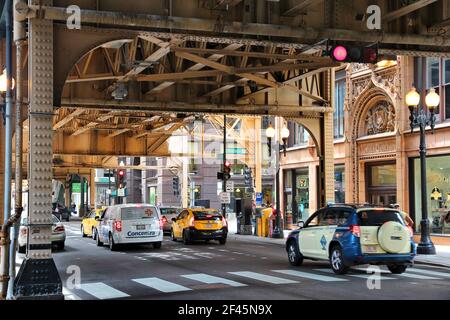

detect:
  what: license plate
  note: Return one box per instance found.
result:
[365,245,377,252]
[205,224,212,228]
[136,225,146,230]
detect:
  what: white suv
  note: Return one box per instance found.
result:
[96,204,163,251]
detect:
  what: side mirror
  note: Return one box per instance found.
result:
[171,218,176,222]
[95,216,100,221]
[297,221,304,228]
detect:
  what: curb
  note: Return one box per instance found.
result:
[413,260,450,269]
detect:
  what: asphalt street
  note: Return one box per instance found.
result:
[19,222,450,300]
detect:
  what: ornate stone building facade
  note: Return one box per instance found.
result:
[280,57,450,241]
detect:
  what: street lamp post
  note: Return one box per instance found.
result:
[265,120,289,239]
[405,87,439,255]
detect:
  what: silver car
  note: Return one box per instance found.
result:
[159,207,181,234]
[18,214,66,253]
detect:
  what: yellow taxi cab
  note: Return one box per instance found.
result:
[170,208,228,245]
[81,208,105,239]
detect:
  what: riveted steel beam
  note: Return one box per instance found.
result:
[14,0,63,300]
[15,4,450,48]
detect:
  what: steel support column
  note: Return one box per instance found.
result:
[14,0,63,300]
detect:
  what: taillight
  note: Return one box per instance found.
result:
[161,216,168,223]
[189,217,195,227]
[222,216,227,227]
[159,218,164,230]
[349,225,361,237]
[113,220,122,232]
[54,226,65,232]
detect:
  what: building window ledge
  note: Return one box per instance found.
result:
[407,120,450,133]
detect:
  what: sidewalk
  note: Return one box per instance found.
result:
[230,231,450,268]
[414,245,450,268]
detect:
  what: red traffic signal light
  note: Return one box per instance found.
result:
[329,45,378,64]
[332,45,347,61]
[118,169,125,176]
[224,160,231,168]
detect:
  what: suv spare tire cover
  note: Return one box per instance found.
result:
[377,221,409,253]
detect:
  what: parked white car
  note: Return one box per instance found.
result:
[95,204,163,251]
[18,214,66,253]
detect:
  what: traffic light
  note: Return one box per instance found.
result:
[117,169,125,189]
[223,161,231,180]
[244,166,253,187]
[329,44,378,64]
[172,176,180,196]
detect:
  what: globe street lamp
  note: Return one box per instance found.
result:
[406,86,438,255]
[265,121,289,238]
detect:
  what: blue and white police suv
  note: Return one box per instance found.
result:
[96,204,163,251]
[285,204,416,274]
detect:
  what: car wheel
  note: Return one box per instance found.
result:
[183,230,191,245]
[96,232,103,246]
[287,240,303,266]
[330,245,349,275]
[81,225,87,237]
[387,264,407,274]
[171,229,177,242]
[218,237,226,245]
[109,234,117,251]
[153,242,162,249]
[18,245,26,254]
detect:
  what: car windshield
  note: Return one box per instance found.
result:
[160,208,178,215]
[358,209,404,226]
[121,206,158,220]
[193,211,222,221]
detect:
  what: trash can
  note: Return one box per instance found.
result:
[261,208,272,237]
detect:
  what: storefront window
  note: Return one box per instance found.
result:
[412,155,450,235]
[370,164,396,186]
[367,163,397,206]
[335,164,345,203]
[295,168,309,222]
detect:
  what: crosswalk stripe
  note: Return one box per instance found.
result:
[132,277,192,293]
[397,273,441,280]
[273,269,348,282]
[228,271,298,284]
[407,268,450,278]
[348,274,396,280]
[353,267,441,280]
[182,273,247,287]
[80,282,130,300]
[315,268,396,280]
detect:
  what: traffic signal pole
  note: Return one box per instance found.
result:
[222,115,227,218]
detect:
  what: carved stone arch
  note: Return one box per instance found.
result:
[54,25,138,106]
[349,83,395,202]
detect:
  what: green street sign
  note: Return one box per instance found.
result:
[71,183,87,193]
[225,148,246,155]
